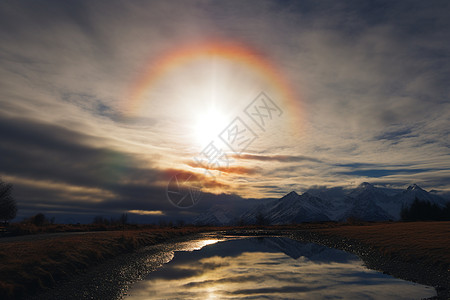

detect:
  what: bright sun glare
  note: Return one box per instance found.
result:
[194,108,229,146]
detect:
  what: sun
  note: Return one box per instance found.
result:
[194,107,229,147]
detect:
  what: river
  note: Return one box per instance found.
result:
[126,235,436,299]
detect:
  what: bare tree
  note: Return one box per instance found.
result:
[120,213,128,231]
[32,213,46,226]
[0,178,17,224]
[120,213,128,225]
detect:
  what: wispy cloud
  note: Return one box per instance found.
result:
[128,210,164,216]
[0,0,449,221]
[235,154,323,163]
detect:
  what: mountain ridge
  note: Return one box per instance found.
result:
[194,183,449,225]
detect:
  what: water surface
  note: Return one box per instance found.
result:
[127,236,435,299]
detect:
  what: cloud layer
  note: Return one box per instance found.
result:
[0,0,449,221]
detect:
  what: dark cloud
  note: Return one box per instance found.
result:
[0,115,243,221]
[335,162,380,169]
[375,127,417,141]
[0,115,158,188]
[337,168,435,178]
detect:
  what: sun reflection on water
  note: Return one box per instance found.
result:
[127,237,436,299]
[189,239,223,251]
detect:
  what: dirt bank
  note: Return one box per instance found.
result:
[0,227,216,299]
[289,222,450,300]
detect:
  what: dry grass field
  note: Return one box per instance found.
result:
[312,221,450,272]
[0,227,212,299]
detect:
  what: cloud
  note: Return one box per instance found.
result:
[0,113,233,220]
[375,127,417,141]
[0,0,449,221]
[337,168,436,178]
[128,210,164,216]
[186,160,261,175]
[0,115,156,188]
[235,154,323,163]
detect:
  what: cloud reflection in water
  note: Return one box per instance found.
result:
[127,237,435,299]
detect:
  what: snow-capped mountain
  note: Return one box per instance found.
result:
[194,183,449,225]
[304,182,447,222]
[399,184,447,206]
[240,191,330,224]
[194,205,236,226]
[338,182,395,221]
[388,184,448,219]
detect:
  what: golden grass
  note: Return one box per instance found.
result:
[0,227,212,299]
[312,221,450,271]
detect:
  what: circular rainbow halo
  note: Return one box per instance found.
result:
[123,39,303,150]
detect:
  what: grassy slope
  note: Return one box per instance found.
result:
[0,227,214,299]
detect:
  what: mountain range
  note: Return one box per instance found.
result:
[194,183,449,225]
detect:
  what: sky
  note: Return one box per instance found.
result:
[0,0,449,223]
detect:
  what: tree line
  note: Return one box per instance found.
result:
[0,178,17,224]
[401,197,450,221]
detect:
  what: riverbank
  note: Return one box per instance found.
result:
[0,227,217,299]
[290,221,450,300]
[2,222,449,299]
